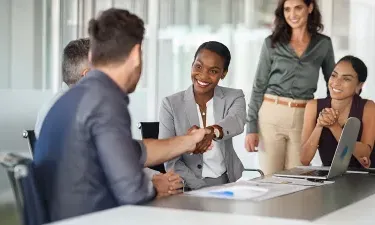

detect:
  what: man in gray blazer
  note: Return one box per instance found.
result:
[159,41,245,190]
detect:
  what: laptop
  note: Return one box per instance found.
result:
[274,117,361,180]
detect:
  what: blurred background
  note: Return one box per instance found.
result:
[1,0,375,224]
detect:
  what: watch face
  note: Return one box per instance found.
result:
[214,128,220,138]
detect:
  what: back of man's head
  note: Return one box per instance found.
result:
[62,38,90,86]
[88,8,145,67]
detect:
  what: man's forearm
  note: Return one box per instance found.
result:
[143,136,193,167]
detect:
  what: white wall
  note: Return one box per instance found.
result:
[0,0,52,197]
[0,0,44,90]
[0,0,11,89]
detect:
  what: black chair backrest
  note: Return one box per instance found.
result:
[138,122,159,139]
[138,122,166,173]
[22,130,36,155]
[0,153,48,225]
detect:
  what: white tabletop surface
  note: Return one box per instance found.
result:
[47,205,314,225]
[315,190,375,224]
[45,191,375,225]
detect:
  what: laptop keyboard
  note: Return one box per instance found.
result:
[301,170,329,177]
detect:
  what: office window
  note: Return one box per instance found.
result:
[331,0,375,99]
[156,0,275,105]
[332,0,350,51]
[0,0,46,90]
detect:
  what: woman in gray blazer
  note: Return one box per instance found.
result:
[159,41,245,190]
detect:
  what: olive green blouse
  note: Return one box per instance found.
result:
[246,33,335,133]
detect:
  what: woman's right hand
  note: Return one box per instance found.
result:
[317,108,339,128]
[245,133,259,152]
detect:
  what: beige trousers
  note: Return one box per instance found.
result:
[258,94,307,175]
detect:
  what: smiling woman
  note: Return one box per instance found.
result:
[245,0,336,175]
[301,55,375,169]
[158,41,246,190]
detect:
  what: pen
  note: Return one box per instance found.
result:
[209,191,234,197]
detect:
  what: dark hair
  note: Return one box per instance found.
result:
[271,0,323,46]
[88,8,145,66]
[337,55,368,83]
[62,38,90,85]
[193,41,231,72]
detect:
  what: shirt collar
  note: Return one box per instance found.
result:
[89,69,129,102]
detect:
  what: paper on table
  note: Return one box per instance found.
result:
[258,176,335,186]
[185,184,269,200]
[185,179,330,201]
[240,181,312,201]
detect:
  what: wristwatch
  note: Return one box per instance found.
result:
[213,127,220,139]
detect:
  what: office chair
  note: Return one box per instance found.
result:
[0,153,48,225]
[138,122,166,173]
[137,122,264,178]
[22,130,36,155]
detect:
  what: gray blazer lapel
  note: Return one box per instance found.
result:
[184,85,200,127]
[213,86,225,124]
[213,86,226,158]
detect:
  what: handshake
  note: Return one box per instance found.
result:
[186,125,221,154]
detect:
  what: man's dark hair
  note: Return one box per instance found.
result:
[193,41,231,72]
[62,38,90,85]
[88,8,145,66]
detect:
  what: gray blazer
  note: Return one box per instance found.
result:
[159,85,245,190]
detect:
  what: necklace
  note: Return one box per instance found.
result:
[199,105,207,127]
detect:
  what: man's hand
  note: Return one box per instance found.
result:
[245,133,259,152]
[194,126,215,154]
[186,126,213,154]
[152,171,184,198]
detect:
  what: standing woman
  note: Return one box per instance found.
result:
[245,0,335,175]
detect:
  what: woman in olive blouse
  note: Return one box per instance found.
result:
[245,0,335,175]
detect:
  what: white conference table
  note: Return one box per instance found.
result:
[148,172,375,221]
[47,193,375,225]
[48,205,314,225]
[48,172,375,225]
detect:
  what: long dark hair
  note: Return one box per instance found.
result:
[337,55,367,95]
[271,0,323,46]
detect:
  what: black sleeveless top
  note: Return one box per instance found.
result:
[317,95,375,168]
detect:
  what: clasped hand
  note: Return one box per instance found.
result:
[153,171,184,198]
[317,108,339,128]
[317,108,371,168]
[187,125,215,154]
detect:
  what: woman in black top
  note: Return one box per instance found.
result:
[245,0,335,175]
[301,56,375,168]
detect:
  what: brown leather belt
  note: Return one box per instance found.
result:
[264,96,307,108]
